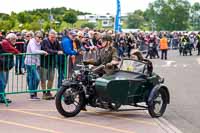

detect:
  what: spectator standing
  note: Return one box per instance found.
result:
[40,30,63,100]
[0,33,20,103]
[196,32,200,55]
[25,31,48,100]
[15,33,26,75]
[160,34,168,60]
[57,30,77,88]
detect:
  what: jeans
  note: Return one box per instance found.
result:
[26,65,40,95]
[15,55,25,72]
[0,71,9,99]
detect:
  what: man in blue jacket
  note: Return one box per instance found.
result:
[62,30,77,55]
[57,30,78,88]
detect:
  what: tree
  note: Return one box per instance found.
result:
[191,2,200,30]
[126,10,145,29]
[0,13,10,20]
[0,20,15,32]
[145,0,191,31]
[63,12,78,27]
[17,12,33,24]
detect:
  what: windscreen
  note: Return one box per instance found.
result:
[120,60,147,74]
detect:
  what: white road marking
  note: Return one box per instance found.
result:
[161,61,176,67]
[183,64,188,68]
[197,58,200,65]
[155,117,183,133]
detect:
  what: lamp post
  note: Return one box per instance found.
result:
[38,19,44,31]
[151,20,155,31]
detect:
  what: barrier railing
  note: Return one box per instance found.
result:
[0,53,69,106]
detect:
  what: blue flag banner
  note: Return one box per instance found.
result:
[114,0,122,33]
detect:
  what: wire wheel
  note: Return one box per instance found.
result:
[55,86,84,117]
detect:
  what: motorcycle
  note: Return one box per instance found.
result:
[55,59,170,118]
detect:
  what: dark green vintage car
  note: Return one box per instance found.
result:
[55,59,170,118]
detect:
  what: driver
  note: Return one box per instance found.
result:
[84,34,119,75]
[81,34,119,111]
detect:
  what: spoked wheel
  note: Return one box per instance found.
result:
[109,102,121,111]
[148,88,168,118]
[55,86,84,117]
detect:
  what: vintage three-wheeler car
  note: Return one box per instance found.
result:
[55,59,170,118]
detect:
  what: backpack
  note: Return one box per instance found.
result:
[0,44,14,71]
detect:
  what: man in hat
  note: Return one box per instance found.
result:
[57,30,78,88]
[84,34,119,75]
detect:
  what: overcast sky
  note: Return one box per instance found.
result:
[0,0,199,15]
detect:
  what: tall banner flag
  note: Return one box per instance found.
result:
[114,0,122,33]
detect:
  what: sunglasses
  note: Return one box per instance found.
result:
[37,36,43,39]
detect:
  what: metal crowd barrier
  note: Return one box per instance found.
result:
[0,53,69,106]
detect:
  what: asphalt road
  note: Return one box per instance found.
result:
[151,50,200,133]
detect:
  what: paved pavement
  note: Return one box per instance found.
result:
[1,49,199,133]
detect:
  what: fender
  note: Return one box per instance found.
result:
[148,84,170,105]
[62,80,79,88]
[61,80,87,107]
[62,80,86,95]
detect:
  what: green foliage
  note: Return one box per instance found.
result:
[81,22,96,29]
[0,13,10,20]
[191,2,200,30]
[0,20,15,31]
[143,0,191,31]
[0,7,88,32]
[17,12,33,24]
[127,10,145,29]
[63,12,78,26]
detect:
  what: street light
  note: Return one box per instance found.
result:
[151,20,155,31]
[38,19,44,31]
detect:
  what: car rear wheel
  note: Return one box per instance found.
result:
[148,88,168,118]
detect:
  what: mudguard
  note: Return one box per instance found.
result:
[61,80,86,108]
[148,84,170,104]
[62,80,79,88]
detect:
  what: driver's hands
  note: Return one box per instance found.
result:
[111,60,119,65]
[83,59,94,65]
[105,63,113,69]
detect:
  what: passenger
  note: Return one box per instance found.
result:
[130,49,153,75]
[130,49,144,61]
